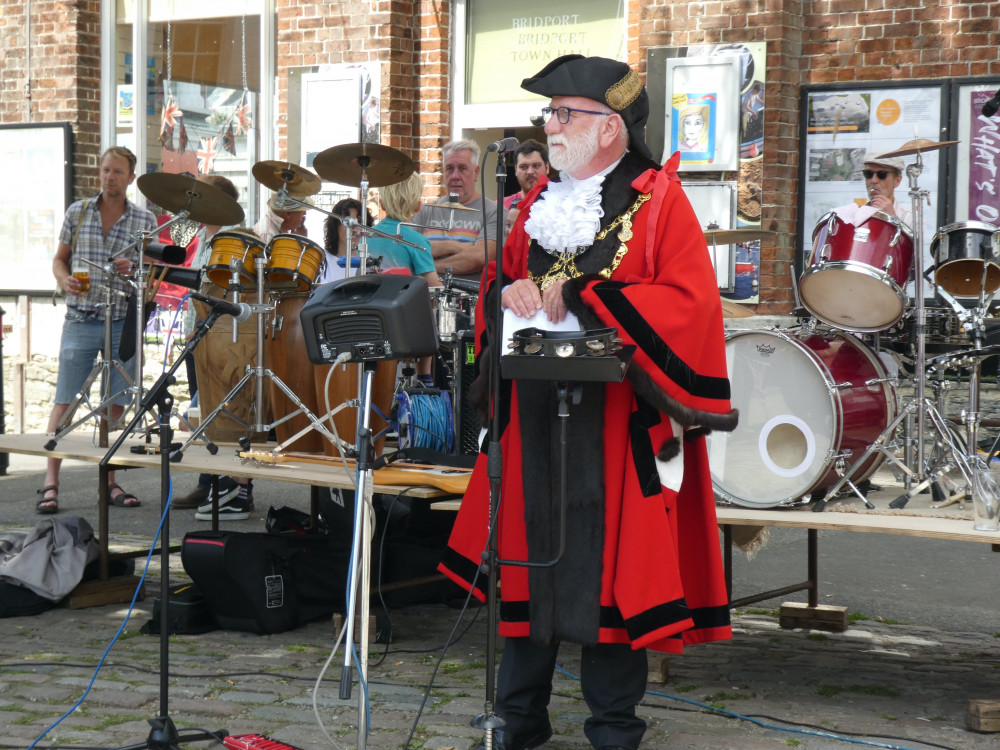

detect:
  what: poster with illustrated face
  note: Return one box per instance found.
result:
[672,93,716,163]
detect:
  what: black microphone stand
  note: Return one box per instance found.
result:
[471,145,513,748]
[100,307,230,750]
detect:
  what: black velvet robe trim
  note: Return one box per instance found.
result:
[630,399,663,498]
[562,275,739,436]
[623,598,692,641]
[502,599,730,637]
[594,282,731,400]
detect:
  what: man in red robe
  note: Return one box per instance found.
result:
[439,55,739,750]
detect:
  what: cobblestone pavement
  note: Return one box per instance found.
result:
[1,456,1000,749]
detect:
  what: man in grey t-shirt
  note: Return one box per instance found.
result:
[412,139,501,285]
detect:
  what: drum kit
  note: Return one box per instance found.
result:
[119,144,481,462]
[709,138,1000,511]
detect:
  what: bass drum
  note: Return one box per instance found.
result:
[707,328,896,508]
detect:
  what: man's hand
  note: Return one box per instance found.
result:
[868,195,896,216]
[502,278,542,318]
[541,278,568,323]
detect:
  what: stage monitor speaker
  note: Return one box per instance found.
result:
[300,274,438,363]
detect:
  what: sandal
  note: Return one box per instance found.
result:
[108,482,141,508]
[36,485,59,515]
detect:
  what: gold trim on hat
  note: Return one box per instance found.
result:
[606,70,642,111]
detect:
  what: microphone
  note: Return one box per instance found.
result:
[189,291,253,323]
[983,89,1000,118]
[486,136,519,154]
[448,277,481,294]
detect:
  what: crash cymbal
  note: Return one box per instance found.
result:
[721,299,755,319]
[251,161,322,196]
[879,138,959,158]
[312,142,415,188]
[137,173,245,226]
[704,228,775,245]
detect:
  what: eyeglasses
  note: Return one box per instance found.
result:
[862,169,896,180]
[540,106,613,124]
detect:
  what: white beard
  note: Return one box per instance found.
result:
[548,120,601,176]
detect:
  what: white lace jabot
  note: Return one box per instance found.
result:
[524,171,607,255]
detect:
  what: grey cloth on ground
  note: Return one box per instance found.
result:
[0,516,99,600]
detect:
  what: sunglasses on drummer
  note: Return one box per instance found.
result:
[863,169,896,180]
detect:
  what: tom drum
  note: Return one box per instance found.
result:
[930,221,1000,298]
[799,210,914,332]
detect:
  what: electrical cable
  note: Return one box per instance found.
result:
[552,663,960,750]
[25,478,174,750]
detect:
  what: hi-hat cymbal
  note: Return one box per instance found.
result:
[251,161,322,196]
[879,138,959,158]
[312,142,415,188]
[137,173,245,226]
[704,228,775,245]
[721,299,755,319]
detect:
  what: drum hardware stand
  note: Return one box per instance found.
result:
[176,254,341,457]
[100,305,231,750]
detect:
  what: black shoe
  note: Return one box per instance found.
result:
[195,481,253,521]
[474,725,552,750]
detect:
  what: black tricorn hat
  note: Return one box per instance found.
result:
[521,54,652,160]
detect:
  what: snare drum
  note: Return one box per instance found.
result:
[204,231,267,288]
[799,210,914,332]
[707,328,895,508]
[931,221,1000,297]
[266,234,326,292]
[431,287,476,344]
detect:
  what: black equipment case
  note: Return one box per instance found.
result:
[181,530,348,634]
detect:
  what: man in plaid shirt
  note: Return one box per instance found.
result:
[37,146,156,514]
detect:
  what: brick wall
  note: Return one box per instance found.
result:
[640,0,1000,314]
[0,0,102,199]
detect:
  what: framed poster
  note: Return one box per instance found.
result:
[0,123,73,293]
[682,181,737,291]
[951,80,1000,225]
[797,82,948,295]
[664,56,740,172]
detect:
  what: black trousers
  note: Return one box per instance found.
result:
[495,637,648,749]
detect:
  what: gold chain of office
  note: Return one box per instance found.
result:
[528,192,651,291]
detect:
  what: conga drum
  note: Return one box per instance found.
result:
[268,293,326,453]
[191,280,272,444]
[268,293,397,455]
[317,360,397,458]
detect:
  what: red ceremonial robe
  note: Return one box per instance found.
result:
[438,152,738,654]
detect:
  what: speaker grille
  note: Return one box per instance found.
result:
[453,331,481,455]
[321,315,384,345]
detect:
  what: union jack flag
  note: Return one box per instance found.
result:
[222,124,237,156]
[196,137,217,175]
[158,123,174,151]
[177,121,189,153]
[160,94,181,136]
[234,92,252,135]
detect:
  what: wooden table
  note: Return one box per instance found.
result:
[716,503,1000,629]
[0,432,454,606]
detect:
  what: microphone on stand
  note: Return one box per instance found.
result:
[486,136,520,154]
[982,88,1000,118]
[190,291,253,323]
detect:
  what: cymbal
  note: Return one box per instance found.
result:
[251,161,322,196]
[704,228,775,245]
[137,173,245,226]
[312,142,415,188]
[721,299,755,319]
[879,138,959,158]
[430,200,476,212]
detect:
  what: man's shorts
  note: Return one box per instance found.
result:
[54,310,135,407]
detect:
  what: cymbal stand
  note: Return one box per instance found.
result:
[175,254,340,456]
[815,153,977,510]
